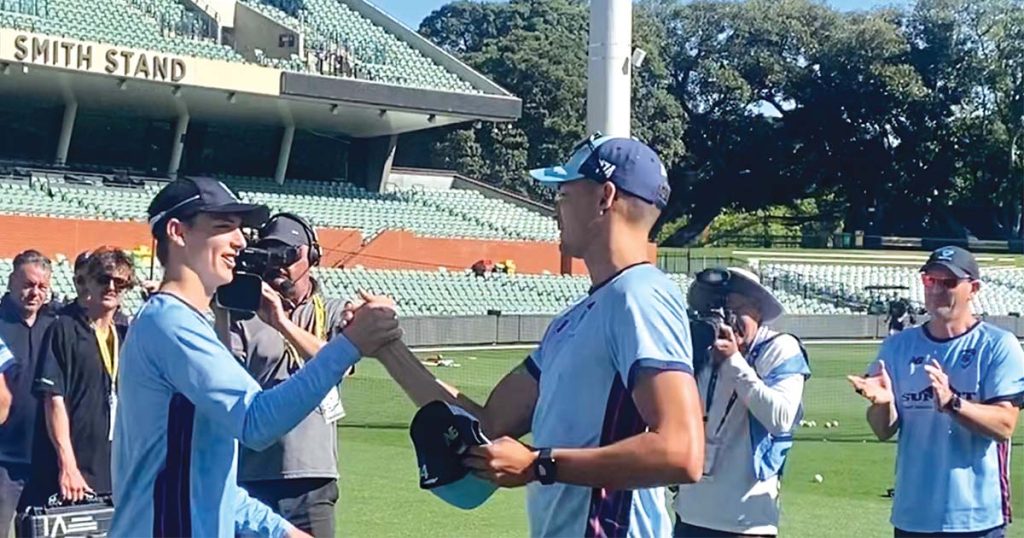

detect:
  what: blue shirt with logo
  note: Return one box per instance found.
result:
[869,321,1024,533]
[111,294,360,537]
[525,263,693,538]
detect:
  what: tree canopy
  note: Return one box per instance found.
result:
[397,0,1024,245]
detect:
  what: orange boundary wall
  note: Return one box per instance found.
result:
[0,215,657,274]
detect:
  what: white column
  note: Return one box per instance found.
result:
[275,125,295,184]
[586,0,632,138]
[167,112,190,179]
[55,100,78,165]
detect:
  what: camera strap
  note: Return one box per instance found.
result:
[705,367,738,439]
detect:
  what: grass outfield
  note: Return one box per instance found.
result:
[335,345,1024,537]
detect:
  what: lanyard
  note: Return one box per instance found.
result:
[94,324,119,387]
[284,294,327,371]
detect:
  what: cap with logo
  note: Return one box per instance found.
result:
[259,215,310,248]
[529,133,671,209]
[920,246,980,280]
[409,400,497,510]
[146,177,270,234]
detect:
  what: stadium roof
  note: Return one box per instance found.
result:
[0,0,521,137]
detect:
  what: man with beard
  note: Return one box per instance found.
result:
[848,246,1024,538]
[215,212,349,537]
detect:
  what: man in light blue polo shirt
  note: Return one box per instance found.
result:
[849,246,1024,538]
[111,177,401,538]
[372,134,705,537]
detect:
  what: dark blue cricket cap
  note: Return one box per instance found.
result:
[409,400,497,510]
[147,177,269,234]
[921,246,980,280]
[529,134,671,209]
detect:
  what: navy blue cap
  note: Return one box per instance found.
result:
[921,246,980,280]
[409,401,497,510]
[147,177,269,234]
[529,134,670,209]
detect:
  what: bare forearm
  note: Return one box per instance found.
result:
[553,430,702,490]
[951,401,1018,442]
[44,398,77,467]
[276,319,325,359]
[375,341,484,416]
[866,402,898,441]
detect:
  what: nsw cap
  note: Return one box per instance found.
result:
[147,177,269,234]
[529,134,671,209]
[920,246,980,280]
[409,401,497,510]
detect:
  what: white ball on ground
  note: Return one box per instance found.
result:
[814,474,824,483]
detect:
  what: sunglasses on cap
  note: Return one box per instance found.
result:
[920,274,972,290]
[95,274,134,291]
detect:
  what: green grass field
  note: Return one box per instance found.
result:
[335,344,1024,537]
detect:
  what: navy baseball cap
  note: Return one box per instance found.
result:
[529,134,670,209]
[259,214,309,248]
[147,177,269,234]
[921,246,980,280]
[409,401,497,510]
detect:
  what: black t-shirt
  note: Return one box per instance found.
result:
[30,302,127,496]
[0,294,56,465]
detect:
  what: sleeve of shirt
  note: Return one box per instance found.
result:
[721,335,809,435]
[233,483,290,538]
[606,282,694,391]
[980,332,1024,406]
[33,322,69,397]
[0,335,14,376]
[146,314,362,451]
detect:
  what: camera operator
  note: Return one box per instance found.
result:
[214,213,348,537]
[674,267,810,538]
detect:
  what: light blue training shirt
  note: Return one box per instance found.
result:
[868,321,1024,533]
[525,263,694,538]
[111,293,360,537]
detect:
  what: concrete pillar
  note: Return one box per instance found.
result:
[55,100,78,165]
[167,112,190,179]
[275,125,295,184]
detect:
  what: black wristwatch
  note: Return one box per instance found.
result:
[533,448,557,485]
[945,394,963,414]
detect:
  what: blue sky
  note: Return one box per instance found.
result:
[368,0,908,29]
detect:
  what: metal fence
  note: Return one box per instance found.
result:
[400,314,1024,347]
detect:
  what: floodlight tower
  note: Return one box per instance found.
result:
[587,0,633,138]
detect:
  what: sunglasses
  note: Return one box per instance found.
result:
[920,274,971,289]
[95,274,133,291]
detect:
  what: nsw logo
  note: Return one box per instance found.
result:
[957,349,977,369]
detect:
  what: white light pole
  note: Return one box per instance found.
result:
[587,0,632,138]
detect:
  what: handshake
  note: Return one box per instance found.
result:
[338,290,403,356]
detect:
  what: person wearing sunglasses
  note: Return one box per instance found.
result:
[848,246,1024,538]
[28,247,137,507]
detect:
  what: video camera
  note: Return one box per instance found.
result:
[687,268,740,373]
[215,243,301,314]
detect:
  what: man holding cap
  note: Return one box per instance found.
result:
[111,178,401,538]
[214,212,349,537]
[848,246,1024,537]
[675,267,810,537]
[372,134,704,536]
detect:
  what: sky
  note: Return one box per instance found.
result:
[367,0,909,30]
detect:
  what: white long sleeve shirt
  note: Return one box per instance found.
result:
[674,326,807,535]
